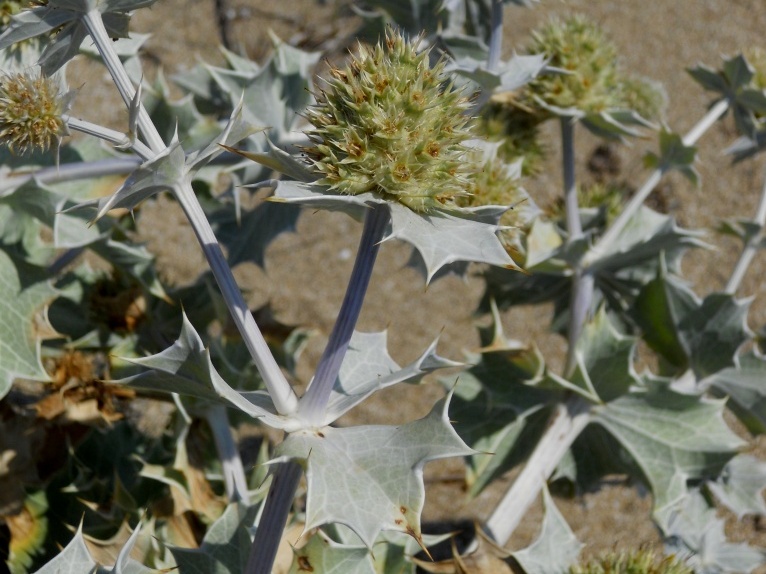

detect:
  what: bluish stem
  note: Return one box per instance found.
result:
[245,461,303,574]
[298,204,390,425]
[726,160,766,294]
[205,404,249,503]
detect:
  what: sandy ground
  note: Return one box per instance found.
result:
[67,0,766,567]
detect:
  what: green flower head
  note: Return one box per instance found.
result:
[525,15,663,120]
[0,70,69,155]
[304,29,474,212]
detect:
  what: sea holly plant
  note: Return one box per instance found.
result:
[0,4,533,573]
[2,2,766,574]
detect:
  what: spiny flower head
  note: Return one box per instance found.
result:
[304,29,474,212]
[525,15,663,119]
[0,70,69,155]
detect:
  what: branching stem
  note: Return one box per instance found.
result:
[726,160,766,294]
[205,404,249,503]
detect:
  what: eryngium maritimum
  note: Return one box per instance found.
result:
[0,71,68,155]
[305,30,474,212]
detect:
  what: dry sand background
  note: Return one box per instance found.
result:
[68,0,766,567]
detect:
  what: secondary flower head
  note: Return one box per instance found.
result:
[525,15,663,120]
[0,70,69,155]
[304,29,474,212]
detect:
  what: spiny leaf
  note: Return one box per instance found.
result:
[707,350,766,433]
[274,394,473,548]
[270,180,519,280]
[512,486,583,574]
[707,454,766,519]
[0,250,57,399]
[170,503,256,574]
[289,531,375,574]
[592,384,745,530]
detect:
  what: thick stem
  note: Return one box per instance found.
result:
[205,405,249,503]
[484,396,592,545]
[726,161,766,294]
[561,118,581,242]
[81,10,166,154]
[564,270,594,376]
[587,98,730,264]
[487,0,504,72]
[176,179,298,415]
[245,461,303,574]
[298,205,390,425]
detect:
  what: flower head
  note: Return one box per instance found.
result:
[304,29,474,212]
[0,70,69,155]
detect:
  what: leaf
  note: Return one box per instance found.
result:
[707,454,766,519]
[592,385,745,530]
[643,129,699,185]
[113,313,292,429]
[634,273,751,379]
[446,307,555,496]
[288,531,375,574]
[707,351,766,433]
[271,181,519,280]
[171,503,256,574]
[33,522,97,574]
[512,487,583,574]
[0,250,57,399]
[569,308,639,403]
[665,489,765,573]
[322,330,461,425]
[274,394,473,548]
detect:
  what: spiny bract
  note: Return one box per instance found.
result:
[304,30,474,212]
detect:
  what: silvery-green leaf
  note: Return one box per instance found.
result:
[171,503,256,574]
[87,137,186,222]
[113,313,295,429]
[33,522,96,574]
[89,238,168,300]
[446,310,554,496]
[581,109,654,140]
[643,129,700,185]
[322,330,461,425]
[288,531,375,574]
[592,385,744,530]
[588,206,707,275]
[569,308,639,403]
[225,139,316,183]
[271,181,518,279]
[706,351,766,434]
[512,487,583,574]
[717,218,762,243]
[0,250,57,399]
[450,53,547,93]
[665,489,765,573]
[274,394,473,548]
[707,454,766,519]
[634,273,751,379]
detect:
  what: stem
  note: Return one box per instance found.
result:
[205,405,249,503]
[587,98,730,264]
[245,461,303,574]
[487,0,504,72]
[65,115,154,160]
[564,270,594,375]
[725,162,766,294]
[176,179,298,415]
[298,205,390,425]
[484,396,592,545]
[82,9,166,154]
[1,158,141,192]
[561,118,581,242]
[80,9,298,414]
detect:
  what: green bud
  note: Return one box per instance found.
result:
[304,29,474,212]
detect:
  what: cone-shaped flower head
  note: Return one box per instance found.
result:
[0,71,69,154]
[305,30,474,212]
